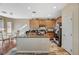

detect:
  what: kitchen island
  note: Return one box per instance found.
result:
[16,36,51,54]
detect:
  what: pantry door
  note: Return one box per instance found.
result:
[62,13,73,54]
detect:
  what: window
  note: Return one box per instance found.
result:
[7,22,12,34]
[0,19,4,31]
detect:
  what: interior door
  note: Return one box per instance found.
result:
[62,13,72,54]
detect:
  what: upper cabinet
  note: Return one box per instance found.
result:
[45,19,56,29]
[30,19,39,29]
[39,19,46,26]
[30,18,56,29]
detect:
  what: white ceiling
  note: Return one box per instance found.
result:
[0,3,67,19]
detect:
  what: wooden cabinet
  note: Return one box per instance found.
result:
[30,19,56,29]
[30,19,39,29]
[46,32,54,38]
[52,20,56,28]
[39,19,46,26]
[45,20,56,28]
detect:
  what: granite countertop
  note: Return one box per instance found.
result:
[16,31,54,38]
[16,35,47,38]
[16,33,48,38]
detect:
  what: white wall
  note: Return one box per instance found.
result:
[13,19,29,31]
[13,19,30,35]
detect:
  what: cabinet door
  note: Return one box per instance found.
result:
[45,20,55,28]
[30,20,39,29]
[62,14,72,54]
[39,20,46,26]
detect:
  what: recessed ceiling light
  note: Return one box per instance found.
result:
[32,11,36,13]
[53,6,56,9]
[1,11,7,14]
[27,6,31,10]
